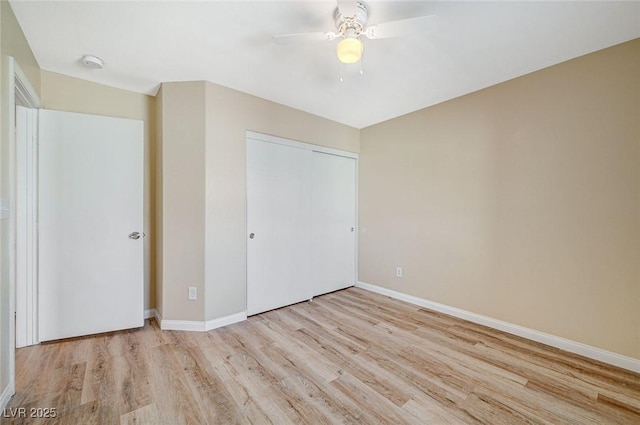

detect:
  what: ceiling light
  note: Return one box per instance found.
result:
[336,37,363,64]
[81,54,104,69]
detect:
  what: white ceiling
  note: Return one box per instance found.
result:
[9,1,640,129]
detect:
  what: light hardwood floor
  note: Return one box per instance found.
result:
[5,287,640,424]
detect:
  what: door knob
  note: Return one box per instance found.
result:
[129,232,141,240]
[249,233,255,239]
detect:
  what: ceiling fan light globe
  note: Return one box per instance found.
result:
[337,38,363,64]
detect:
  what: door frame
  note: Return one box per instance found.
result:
[244,131,359,312]
[246,131,359,161]
[6,57,40,402]
[15,106,39,348]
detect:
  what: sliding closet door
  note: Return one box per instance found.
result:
[246,139,312,315]
[311,152,357,295]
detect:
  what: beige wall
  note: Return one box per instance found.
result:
[0,0,41,402]
[41,71,156,312]
[1,1,40,96]
[159,82,206,321]
[359,39,640,359]
[203,82,360,321]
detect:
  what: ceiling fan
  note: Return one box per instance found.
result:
[274,1,437,65]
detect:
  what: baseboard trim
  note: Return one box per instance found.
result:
[159,311,247,332]
[205,312,248,331]
[160,319,206,332]
[355,281,640,374]
[144,308,156,320]
[0,381,15,410]
[154,309,163,327]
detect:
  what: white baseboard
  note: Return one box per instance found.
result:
[160,318,205,332]
[159,311,247,332]
[154,309,163,326]
[0,381,15,411]
[205,312,248,330]
[144,308,156,320]
[356,281,640,374]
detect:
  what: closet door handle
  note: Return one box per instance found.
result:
[249,233,255,239]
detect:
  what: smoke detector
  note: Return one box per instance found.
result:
[81,54,104,69]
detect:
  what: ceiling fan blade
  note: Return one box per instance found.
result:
[273,31,338,45]
[364,14,437,39]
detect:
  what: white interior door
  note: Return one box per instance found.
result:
[38,109,144,341]
[246,139,312,315]
[311,152,357,295]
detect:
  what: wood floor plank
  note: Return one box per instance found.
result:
[461,392,543,425]
[217,373,275,425]
[8,288,640,424]
[470,381,612,425]
[249,317,345,382]
[120,403,161,425]
[110,333,154,416]
[228,323,367,424]
[80,336,116,405]
[170,342,243,424]
[329,372,418,425]
[265,351,365,424]
[54,398,118,425]
[402,398,469,425]
[144,343,207,424]
[233,322,377,424]
[325,302,524,396]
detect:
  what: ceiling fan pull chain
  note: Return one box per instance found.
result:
[339,62,345,83]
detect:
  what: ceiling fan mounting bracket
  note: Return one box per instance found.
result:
[334,1,369,38]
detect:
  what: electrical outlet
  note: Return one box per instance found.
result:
[396,267,403,278]
[188,286,197,300]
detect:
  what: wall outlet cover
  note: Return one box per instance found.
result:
[188,286,197,300]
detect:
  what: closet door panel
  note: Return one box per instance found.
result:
[311,152,357,296]
[246,139,312,315]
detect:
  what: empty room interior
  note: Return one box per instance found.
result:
[0,1,639,423]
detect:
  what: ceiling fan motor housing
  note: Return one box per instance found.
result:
[334,1,369,36]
